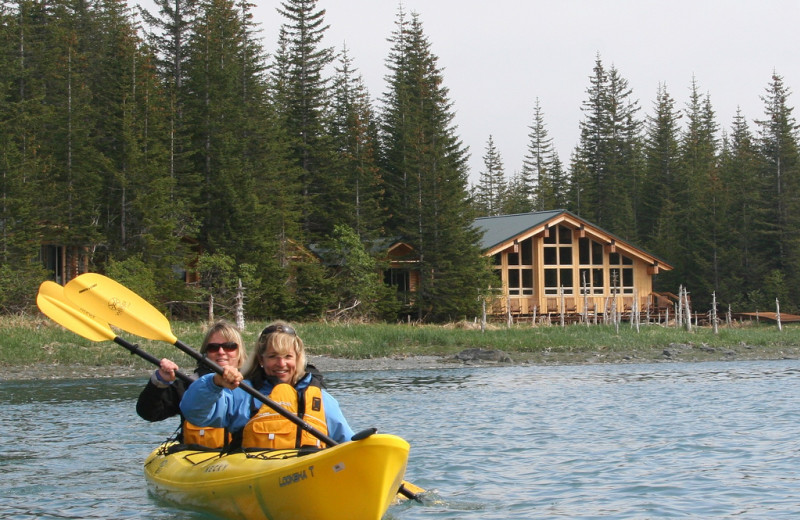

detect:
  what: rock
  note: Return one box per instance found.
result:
[453,348,512,364]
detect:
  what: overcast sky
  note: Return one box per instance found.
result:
[138,0,800,185]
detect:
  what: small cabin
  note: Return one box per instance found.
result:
[474,210,673,318]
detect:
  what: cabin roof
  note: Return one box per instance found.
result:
[473,209,673,270]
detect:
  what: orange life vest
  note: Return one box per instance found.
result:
[242,381,328,449]
[182,420,231,449]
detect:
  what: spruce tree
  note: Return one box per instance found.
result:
[754,72,800,307]
[521,98,556,211]
[717,110,765,307]
[673,79,720,305]
[274,0,336,241]
[571,56,642,237]
[474,135,506,216]
[328,47,385,241]
[380,9,492,321]
[639,84,681,246]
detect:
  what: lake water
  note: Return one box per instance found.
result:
[1,359,799,519]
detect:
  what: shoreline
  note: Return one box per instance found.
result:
[3,343,799,381]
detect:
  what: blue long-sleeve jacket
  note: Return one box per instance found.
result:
[179,372,355,444]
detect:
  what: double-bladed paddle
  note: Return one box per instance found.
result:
[36,281,195,384]
[60,273,423,502]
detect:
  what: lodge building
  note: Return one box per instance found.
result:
[473,209,673,318]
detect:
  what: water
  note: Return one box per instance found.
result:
[1,360,799,519]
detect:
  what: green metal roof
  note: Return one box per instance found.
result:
[472,209,672,268]
[473,209,567,250]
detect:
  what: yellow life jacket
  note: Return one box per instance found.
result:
[182,420,231,449]
[242,381,328,450]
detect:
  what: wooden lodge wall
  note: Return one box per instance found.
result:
[486,219,667,318]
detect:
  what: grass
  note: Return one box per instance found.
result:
[3,314,799,371]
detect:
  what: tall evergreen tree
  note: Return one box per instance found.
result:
[571,56,642,237]
[183,0,268,256]
[717,109,765,307]
[474,135,506,216]
[521,98,556,211]
[274,0,336,240]
[672,79,719,305]
[138,0,200,209]
[328,47,385,241]
[639,83,681,246]
[754,72,800,307]
[380,9,492,321]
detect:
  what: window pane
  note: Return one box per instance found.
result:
[579,238,590,264]
[522,269,533,289]
[592,268,604,288]
[521,238,533,265]
[544,268,557,287]
[509,269,520,288]
[560,268,573,288]
[592,241,604,264]
[579,268,590,293]
[609,252,620,264]
[558,225,572,244]
[622,255,633,265]
[544,247,557,265]
[543,229,556,244]
[623,268,633,287]
[508,252,519,265]
[493,253,502,266]
[559,246,572,265]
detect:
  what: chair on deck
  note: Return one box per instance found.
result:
[546,297,559,318]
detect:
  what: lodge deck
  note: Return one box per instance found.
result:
[732,312,800,323]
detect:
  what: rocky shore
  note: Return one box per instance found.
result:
[3,342,799,382]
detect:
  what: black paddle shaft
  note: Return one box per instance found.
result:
[114,337,194,384]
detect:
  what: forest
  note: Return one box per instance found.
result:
[1,0,798,321]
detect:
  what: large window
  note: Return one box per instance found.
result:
[506,237,534,296]
[544,225,573,295]
[609,252,634,294]
[578,238,605,295]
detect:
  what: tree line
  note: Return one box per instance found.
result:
[1,1,797,320]
[474,60,800,314]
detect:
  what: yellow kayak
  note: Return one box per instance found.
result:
[143,433,411,520]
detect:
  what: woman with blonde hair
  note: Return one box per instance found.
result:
[181,321,354,449]
[137,320,247,448]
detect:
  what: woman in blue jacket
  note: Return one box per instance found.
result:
[180,321,354,448]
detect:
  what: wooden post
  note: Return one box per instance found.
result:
[683,286,692,332]
[481,299,486,333]
[711,291,718,335]
[208,293,214,323]
[235,279,245,331]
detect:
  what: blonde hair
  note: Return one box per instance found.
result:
[243,320,306,385]
[199,320,248,369]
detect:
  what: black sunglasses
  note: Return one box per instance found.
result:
[260,324,296,337]
[206,342,239,353]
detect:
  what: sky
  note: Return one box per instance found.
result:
[137,0,800,185]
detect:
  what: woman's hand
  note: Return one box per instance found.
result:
[213,366,243,389]
[157,358,180,383]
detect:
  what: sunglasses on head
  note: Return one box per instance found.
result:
[260,324,296,337]
[205,342,239,353]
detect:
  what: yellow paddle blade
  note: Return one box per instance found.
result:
[37,281,116,342]
[64,273,178,344]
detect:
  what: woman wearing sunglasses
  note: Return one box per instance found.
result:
[136,320,248,448]
[180,321,355,449]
